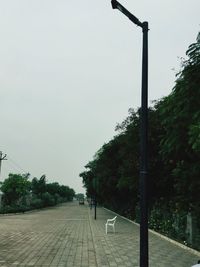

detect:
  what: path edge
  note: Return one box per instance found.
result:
[103,207,200,257]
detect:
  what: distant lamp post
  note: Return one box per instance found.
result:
[111,1,149,266]
[93,177,97,220]
[94,190,97,220]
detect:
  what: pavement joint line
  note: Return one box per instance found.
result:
[88,208,98,266]
[103,207,200,257]
[53,219,88,221]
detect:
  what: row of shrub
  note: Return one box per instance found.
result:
[0,173,75,213]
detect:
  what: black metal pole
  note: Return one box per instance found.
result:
[94,195,97,220]
[111,2,149,265]
[140,21,149,267]
[94,178,97,220]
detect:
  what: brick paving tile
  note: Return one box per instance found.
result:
[0,202,199,266]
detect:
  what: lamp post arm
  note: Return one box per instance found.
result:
[111,0,143,27]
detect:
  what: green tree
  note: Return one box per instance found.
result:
[31,175,47,197]
[80,32,200,221]
[1,173,31,205]
[58,185,75,201]
[76,193,85,200]
[79,32,200,247]
[158,33,200,210]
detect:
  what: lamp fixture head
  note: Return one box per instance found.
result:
[111,0,118,9]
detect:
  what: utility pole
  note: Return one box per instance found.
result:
[0,151,7,179]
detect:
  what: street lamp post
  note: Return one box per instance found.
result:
[94,177,97,220]
[111,1,149,266]
[92,176,97,220]
[94,191,97,220]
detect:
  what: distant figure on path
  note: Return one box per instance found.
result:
[191,260,200,267]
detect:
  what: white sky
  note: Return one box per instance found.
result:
[0,0,199,193]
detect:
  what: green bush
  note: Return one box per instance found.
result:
[41,192,55,207]
[148,202,187,242]
[0,204,30,214]
[30,196,43,209]
[0,205,16,214]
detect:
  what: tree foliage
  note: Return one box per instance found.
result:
[0,173,75,212]
[1,173,31,205]
[80,33,200,227]
[157,33,200,210]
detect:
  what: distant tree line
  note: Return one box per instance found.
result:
[75,193,85,200]
[80,33,200,248]
[0,173,75,213]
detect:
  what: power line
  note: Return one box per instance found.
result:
[2,154,36,180]
[6,155,28,174]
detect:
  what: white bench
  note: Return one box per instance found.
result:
[105,216,117,234]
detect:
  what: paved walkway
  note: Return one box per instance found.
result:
[0,201,199,267]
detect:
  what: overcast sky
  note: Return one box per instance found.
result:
[0,0,199,193]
